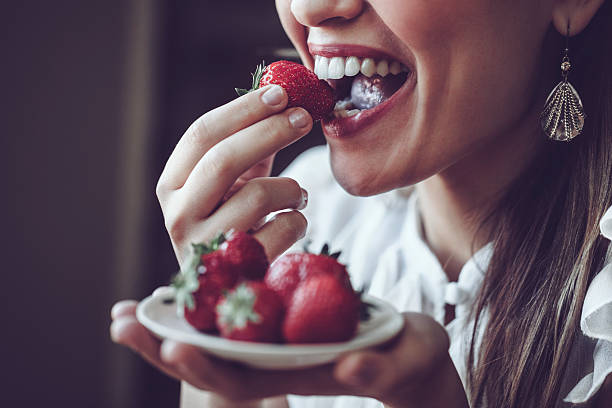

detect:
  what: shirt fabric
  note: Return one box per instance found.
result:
[282,145,612,408]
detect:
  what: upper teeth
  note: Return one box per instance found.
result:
[314,55,407,80]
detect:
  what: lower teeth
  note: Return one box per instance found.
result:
[333,108,362,118]
[333,98,362,118]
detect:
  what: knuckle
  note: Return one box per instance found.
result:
[278,177,302,200]
[260,115,286,141]
[163,205,188,243]
[277,210,307,241]
[244,179,270,210]
[203,146,234,178]
[239,93,261,117]
[155,175,172,203]
[186,113,212,149]
[164,217,184,243]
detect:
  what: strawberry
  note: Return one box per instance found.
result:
[236,61,335,121]
[264,244,352,306]
[282,274,360,343]
[216,281,285,342]
[218,230,269,281]
[172,236,238,332]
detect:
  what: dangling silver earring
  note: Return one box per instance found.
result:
[540,22,585,141]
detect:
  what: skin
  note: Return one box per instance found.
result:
[111,0,610,406]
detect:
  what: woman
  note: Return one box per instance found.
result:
[110,0,612,406]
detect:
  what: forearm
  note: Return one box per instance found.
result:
[181,382,288,408]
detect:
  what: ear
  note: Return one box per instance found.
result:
[552,0,605,36]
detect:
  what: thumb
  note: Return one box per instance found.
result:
[334,313,450,397]
[333,350,395,395]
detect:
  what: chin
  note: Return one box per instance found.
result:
[329,148,436,197]
[329,160,395,197]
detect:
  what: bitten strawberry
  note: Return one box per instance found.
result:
[264,244,351,306]
[236,61,335,121]
[218,230,269,281]
[172,236,238,332]
[216,281,285,343]
[283,274,360,343]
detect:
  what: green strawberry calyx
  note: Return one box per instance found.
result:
[216,283,261,331]
[171,232,227,316]
[235,62,266,97]
[356,287,377,322]
[302,240,342,260]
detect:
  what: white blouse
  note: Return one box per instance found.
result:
[282,145,612,408]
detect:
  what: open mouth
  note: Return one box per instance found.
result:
[313,55,411,118]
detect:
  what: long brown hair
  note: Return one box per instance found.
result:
[467,3,612,407]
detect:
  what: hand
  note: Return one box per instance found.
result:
[335,312,469,408]
[155,84,313,266]
[110,305,469,408]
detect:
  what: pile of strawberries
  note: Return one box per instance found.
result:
[172,231,362,343]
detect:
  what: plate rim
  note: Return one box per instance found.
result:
[136,292,404,358]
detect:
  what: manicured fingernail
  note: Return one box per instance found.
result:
[160,339,179,362]
[110,318,128,343]
[261,85,285,106]
[288,109,310,129]
[297,188,308,210]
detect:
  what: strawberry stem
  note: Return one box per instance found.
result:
[171,232,227,316]
[234,62,266,97]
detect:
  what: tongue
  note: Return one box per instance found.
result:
[350,73,406,110]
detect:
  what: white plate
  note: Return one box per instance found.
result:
[136,288,404,369]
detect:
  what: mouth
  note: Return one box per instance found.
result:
[309,44,415,137]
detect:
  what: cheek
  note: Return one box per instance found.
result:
[275,0,311,66]
[380,0,549,144]
[374,0,459,50]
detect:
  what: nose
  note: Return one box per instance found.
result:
[290,0,364,27]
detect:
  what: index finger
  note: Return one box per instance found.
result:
[159,85,287,191]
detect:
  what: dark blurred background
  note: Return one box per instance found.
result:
[1,1,324,407]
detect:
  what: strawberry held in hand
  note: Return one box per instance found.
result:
[236,61,335,121]
[283,274,361,343]
[216,281,284,343]
[264,244,352,306]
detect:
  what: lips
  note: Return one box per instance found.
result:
[308,44,416,138]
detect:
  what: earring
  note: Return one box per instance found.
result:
[540,22,585,142]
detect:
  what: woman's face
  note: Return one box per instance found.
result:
[276,0,554,196]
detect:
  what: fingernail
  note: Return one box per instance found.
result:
[297,188,308,210]
[110,318,126,343]
[288,109,310,129]
[261,85,285,106]
[160,339,183,363]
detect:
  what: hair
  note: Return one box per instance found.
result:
[467,3,612,407]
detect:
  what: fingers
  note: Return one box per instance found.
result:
[191,177,307,243]
[111,300,138,319]
[158,85,288,191]
[163,348,348,402]
[238,155,276,182]
[160,340,223,391]
[110,314,184,381]
[175,107,312,218]
[254,210,308,261]
[333,313,450,398]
